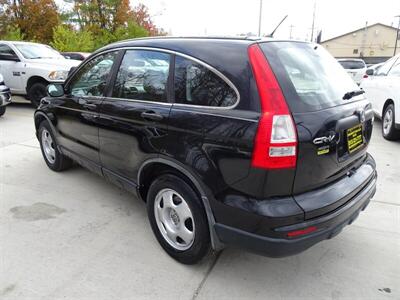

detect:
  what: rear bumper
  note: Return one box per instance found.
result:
[214,158,377,257]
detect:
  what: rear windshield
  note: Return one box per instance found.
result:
[259,42,361,113]
[338,60,366,69]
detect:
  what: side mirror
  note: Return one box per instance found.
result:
[47,84,64,97]
[366,69,374,76]
[68,66,77,76]
[0,54,20,62]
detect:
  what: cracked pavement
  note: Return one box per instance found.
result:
[1,101,399,299]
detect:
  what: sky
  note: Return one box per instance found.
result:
[137,0,400,41]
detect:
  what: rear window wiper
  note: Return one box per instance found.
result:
[343,89,365,100]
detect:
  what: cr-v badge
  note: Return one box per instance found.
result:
[313,133,337,145]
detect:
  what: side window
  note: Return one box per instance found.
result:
[112,50,170,102]
[69,51,117,97]
[174,56,238,107]
[388,60,400,77]
[376,57,397,76]
[0,44,17,59]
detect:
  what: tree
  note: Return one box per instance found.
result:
[51,25,94,52]
[0,0,60,43]
[132,3,166,36]
[1,25,24,41]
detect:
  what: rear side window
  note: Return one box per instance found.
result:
[338,60,365,69]
[174,56,238,107]
[259,42,360,112]
[112,50,170,102]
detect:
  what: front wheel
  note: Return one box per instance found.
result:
[147,174,211,264]
[0,106,5,117]
[39,121,73,171]
[382,104,400,140]
[28,82,47,108]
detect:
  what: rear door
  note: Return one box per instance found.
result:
[260,42,374,210]
[0,43,24,93]
[98,49,172,184]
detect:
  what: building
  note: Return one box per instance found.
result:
[321,23,400,64]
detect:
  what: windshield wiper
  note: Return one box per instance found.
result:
[343,89,365,100]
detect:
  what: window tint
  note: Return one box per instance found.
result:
[112,50,170,102]
[0,44,17,58]
[260,42,360,112]
[174,56,238,107]
[69,51,117,97]
[376,56,398,76]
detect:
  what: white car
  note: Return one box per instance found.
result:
[0,41,81,107]
[360,54,400,140]
[337,59,367,85]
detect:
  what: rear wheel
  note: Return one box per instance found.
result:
[382,104,400,140]
[39,121,73,171]
[147,174,211,264]
[0,106,5,117]
[28,82,47,108]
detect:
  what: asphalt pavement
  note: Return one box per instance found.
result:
[1,101,399,299]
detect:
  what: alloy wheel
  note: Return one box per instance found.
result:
[41,129,56,164]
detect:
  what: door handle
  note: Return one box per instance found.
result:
[141,111,164,121]
[83,103,97,109]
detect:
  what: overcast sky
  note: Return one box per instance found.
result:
[137,0,400,41]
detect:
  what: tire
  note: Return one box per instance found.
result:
[28,82,47,108]
[382,104,400,140]
[147,174,211,264]
[38,121,73,171]
[0,106,5,117]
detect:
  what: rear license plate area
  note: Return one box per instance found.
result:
[346,124,364,154]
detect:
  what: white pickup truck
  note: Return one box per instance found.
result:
[0,41,81,107]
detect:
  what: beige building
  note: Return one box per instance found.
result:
[321,23,399,64]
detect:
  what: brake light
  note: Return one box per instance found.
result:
[248,44,297,169]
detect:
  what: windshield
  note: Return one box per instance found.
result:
[14,43,65,59]
[260,42,361,112]
[338,60,365,69]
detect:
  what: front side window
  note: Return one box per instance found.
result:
[69,51,117,97]
[388,59,400,77]
[0,44,17,58]
[112,50,170,102]
[376,56,398,76]
[174,56,238,107]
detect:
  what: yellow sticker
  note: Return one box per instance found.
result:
[317,148,330,155]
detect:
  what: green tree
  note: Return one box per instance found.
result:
[1,25,24,41]
[51,25,94,52]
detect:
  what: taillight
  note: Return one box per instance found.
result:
[248,44,297,169]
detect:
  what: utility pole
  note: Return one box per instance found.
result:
[310,0,316,42]
[394,15,400,56]
[258,0,263,36]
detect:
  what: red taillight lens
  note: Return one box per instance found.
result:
[287,226,317,238]
[248,44,297,169]
[363,74,368,78]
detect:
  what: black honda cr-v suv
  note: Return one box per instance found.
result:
[34,37,377,264]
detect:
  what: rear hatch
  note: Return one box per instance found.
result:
[259,42,374,218]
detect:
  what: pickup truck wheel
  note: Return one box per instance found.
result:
[28,82,47,108]
[147,174,211,264]
[0,106,5,117]
[382,104,400,140]
[39,121,73,171]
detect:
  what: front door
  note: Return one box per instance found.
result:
[0,43,24,93]
[98,49,172,183]
[54,51,119,175]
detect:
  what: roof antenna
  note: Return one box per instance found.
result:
[267,15,288,37]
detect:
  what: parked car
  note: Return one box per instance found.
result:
[0,41,81,107]
[62,52,91,61]
[361,54,400,140]
[0,73,11,116]
[34,37,377,264]
[362,62,384,80]
[337,58,367,85]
